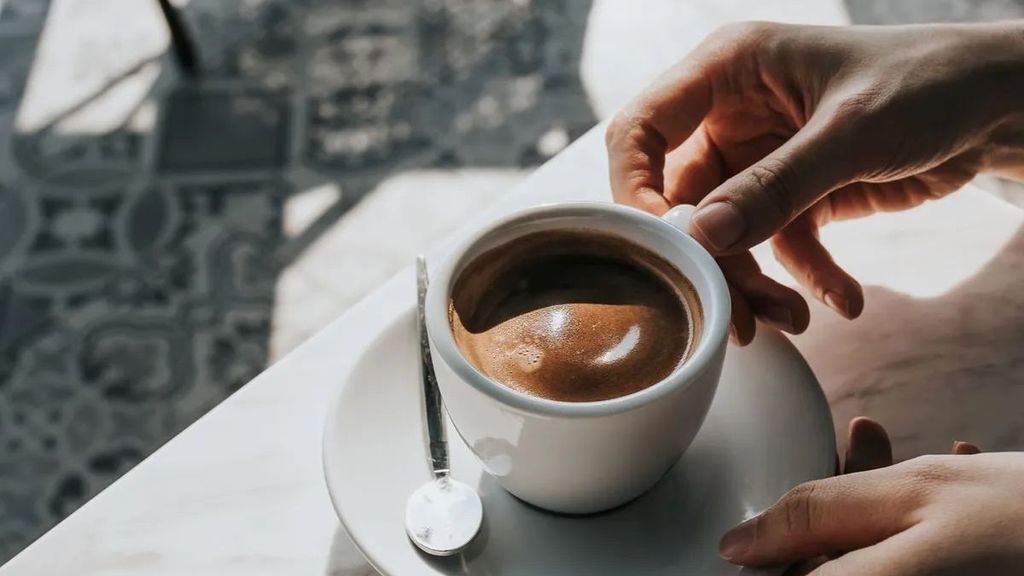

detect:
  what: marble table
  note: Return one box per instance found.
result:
[3,122,1023,574]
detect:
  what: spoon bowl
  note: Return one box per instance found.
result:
[405,476,483,556]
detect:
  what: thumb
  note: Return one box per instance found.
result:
[689,119,855,254]
[952,441,982,455]
[719,466,922,566]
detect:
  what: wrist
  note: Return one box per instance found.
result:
[958,22,1024,178]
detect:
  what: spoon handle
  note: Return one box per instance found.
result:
[416,255,449,479]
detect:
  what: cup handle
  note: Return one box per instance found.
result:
[661,204,697,234]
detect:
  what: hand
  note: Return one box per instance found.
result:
[721,429,1023,575]
[606,21,1024,344]
[782,416,894,576]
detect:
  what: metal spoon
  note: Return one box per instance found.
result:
[405,255,483,556]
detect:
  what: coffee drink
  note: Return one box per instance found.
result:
[449,229,701,402]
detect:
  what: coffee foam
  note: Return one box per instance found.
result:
[449,229,701,402]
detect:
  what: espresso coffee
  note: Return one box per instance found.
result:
[449,229,701,402]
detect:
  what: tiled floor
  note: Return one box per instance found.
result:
[0,0,596,561]
[1,0,1023,566]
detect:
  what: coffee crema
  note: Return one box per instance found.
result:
[448,229,701,402]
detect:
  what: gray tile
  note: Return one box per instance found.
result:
[0,0,49,31]
[156,88,290,174]
[0,35,36,110]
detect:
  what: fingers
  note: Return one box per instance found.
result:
[606,60,714,214]
[771,219,864,320]
[844,417,894,474]
[725,420,980,572]
[688,117,857,254]
[718,252,810,337]
[718,467,922,566]
[662,126,725,207]
[728,284,756,346]
[953,441,982,455]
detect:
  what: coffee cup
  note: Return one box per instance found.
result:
[425,202,730,514]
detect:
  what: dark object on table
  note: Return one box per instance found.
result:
[156,0,200,76]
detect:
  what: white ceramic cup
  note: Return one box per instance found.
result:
[425,202,730,514]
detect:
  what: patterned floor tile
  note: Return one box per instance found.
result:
[0,0,596,562]
[157,87,290,174]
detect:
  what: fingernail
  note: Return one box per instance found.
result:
[823,290,851,319]
[719,516,757,561]
[953,441,981,455]
[728,324,739,344]
[691,202,744,252]
[762,306,794,332]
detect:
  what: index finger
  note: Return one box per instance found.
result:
[605,58,714,215]
[719,464,926,566]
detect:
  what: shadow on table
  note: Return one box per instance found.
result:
[844,0,1024,24]
[326,526,378,576]
[798,225,1024,460]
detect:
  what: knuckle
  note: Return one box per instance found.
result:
[709,21,779,46]
[779,481,822,535]
[604,114,633,149]
[745,158,798,223]
[902,455,963,487]
[830,85,891,123]
[604,112,663,153]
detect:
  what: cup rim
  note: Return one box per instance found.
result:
[425,201,731,418]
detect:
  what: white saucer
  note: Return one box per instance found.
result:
[323,309,836,576]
